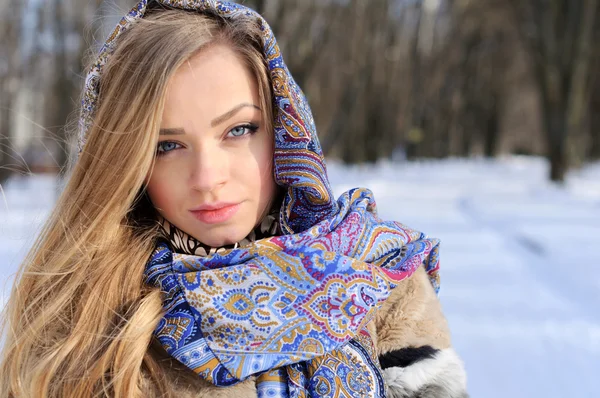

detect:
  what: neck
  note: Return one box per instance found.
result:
[157,207,280,257]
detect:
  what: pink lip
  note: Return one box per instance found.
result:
[189,202,240,224]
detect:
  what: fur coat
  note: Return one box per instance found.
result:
[141,266,468,397]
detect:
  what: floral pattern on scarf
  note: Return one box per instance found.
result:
[145,188,439,397]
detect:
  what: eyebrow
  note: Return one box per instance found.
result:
[159,103,261,135]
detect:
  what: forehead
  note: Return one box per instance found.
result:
[161,44,259,125]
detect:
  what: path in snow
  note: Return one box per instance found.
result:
[327,157,600,398]
[1,157,599,397]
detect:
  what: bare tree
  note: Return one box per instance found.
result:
[590,74,600,160]
[589,14,600,161]
[10,0,595,180]
[0,0,24,183]
[508,0,599,181]
[39,0,104,175]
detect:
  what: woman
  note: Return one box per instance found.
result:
[0,1,468,397]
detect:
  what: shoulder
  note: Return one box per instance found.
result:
[374,266,470,397]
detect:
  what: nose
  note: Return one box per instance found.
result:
[189,145,228,193]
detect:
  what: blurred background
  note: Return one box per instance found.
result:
[1,0,599,397]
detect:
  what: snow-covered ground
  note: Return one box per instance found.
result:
[1,156,599,397]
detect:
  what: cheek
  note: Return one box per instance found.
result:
[255,137,276,198]
[146,166,180,213]
[257,143,274,176]
[235,135,274,198]
[146,179,168,212]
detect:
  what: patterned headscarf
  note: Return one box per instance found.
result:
[79,1,441,397]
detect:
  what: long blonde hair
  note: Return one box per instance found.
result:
[0,8,273,397]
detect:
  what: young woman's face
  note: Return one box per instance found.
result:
[146,44,276,247]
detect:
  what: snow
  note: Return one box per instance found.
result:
[1,155,599,397]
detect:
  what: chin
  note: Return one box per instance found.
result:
[205,237,236,248]
[198,225,250,248]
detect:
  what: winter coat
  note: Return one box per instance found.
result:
[141,266,468,397]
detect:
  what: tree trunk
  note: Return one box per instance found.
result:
[45,0,83,175]
[542,99,569,182]
[508,0,598,181]
[460,122,474,157]
[0,0,22,183]
[251,0,267,14]
[483,104,500,158]
[589,127,600,160]
[0,78,16,184]
[565,0,598,167]
[549,143,568,182]
[405,2,424,160]
[591,79,600,159]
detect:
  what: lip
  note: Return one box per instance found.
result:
[190,202,238,212]
[189,202,240,224]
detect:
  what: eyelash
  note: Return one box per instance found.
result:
[155,123,260,156]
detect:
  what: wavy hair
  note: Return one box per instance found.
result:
[0,8,273,397]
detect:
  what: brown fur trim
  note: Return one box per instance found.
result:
[374,266,452,356]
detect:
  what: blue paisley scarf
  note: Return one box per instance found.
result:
[78,1,441,397]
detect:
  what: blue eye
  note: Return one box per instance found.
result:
[227,123,259,138]
[156,141,182,155]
